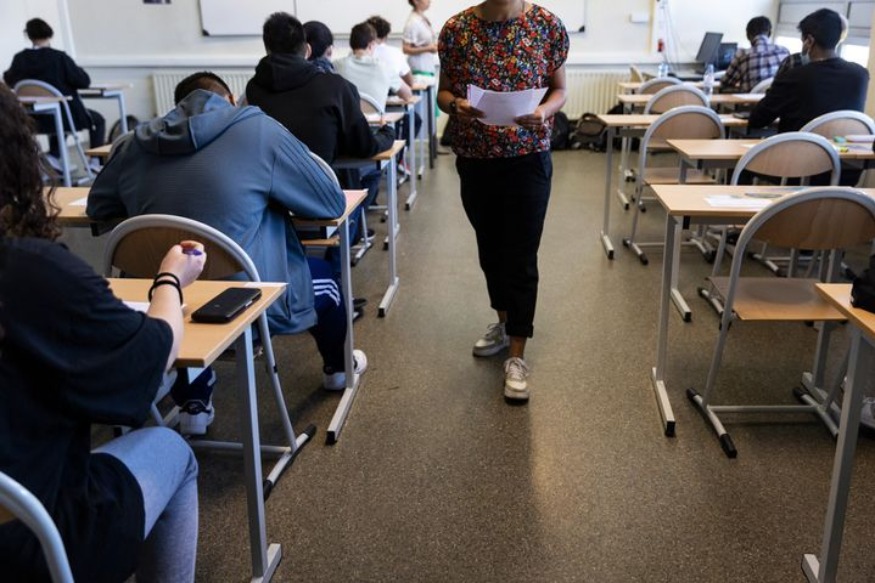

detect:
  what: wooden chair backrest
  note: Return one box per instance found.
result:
[754,197,875,250]
[740,139,837,179]
[629,65,645,83]
[639,79,679,95]
[806,118,873,140]
[650,111,723,142]
[646,89,707,114]
[15,84,54,98]
[109,227,243,280]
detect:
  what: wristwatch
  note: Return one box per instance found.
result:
[448,98,458,114]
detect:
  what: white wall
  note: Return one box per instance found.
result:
[3,0,778,122]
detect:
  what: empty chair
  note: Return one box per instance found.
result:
[0,471,74,583]
[629,64,646,83]
[687,187,875,457]
[103,214,315,490]
[623,106,725,265]
[644,85,709,115]
[14,79,95,184]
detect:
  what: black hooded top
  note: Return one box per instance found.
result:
[246,53,394,164]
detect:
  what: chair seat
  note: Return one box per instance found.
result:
[708,277,845,321]
[643,167,716,185]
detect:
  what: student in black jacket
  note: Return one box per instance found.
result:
[246,12,394,165]
[3,18,106,165]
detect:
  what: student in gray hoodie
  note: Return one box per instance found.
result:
[88,72,367,433]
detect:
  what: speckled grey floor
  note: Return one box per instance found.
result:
[67,149,875,582]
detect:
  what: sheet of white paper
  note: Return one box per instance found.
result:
[71,197,87,206]
[123,300,187,313]
[467,85,549,127]
[706,195,771,209]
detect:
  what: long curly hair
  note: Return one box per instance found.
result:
[0,84,60,240]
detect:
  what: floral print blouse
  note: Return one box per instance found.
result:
[438,4,569,159]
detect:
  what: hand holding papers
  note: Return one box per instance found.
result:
[466,85,549,127]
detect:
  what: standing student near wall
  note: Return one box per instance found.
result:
[437,0,568,402]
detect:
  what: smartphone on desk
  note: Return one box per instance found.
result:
[191,287,262,324]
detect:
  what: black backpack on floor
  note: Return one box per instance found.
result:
[550,111,571,150]
[570,113,607,152]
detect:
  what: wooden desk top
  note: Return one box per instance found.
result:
[617,92,763,106]
[108,279,285,368]
[618,80,720,92]
[411,82,433,92]
[596,113,749,128]
[817,284,875,340]
[87,144,113,159]
[365,111,405,125]
[79,84,131,96]
[387,95,423,107]
[668,138,875,161]
[651,184,875,218]
[18,96,69,108]
[51,187,92,226]
[50,188,365,229]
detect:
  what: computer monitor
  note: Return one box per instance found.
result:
[695,32,724,67]
[717,42,737,70]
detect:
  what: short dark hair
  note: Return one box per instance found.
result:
[746,16,771,39]
[263,12,307,55]
[349,23,376,51]
[303,21,333,59]
[798,8,843,50]
[174,71,232,105]
[25,18,53,41]
[367,16,391,39]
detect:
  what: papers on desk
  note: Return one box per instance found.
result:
[705,195,772,210]
[70,197,87,206]
[845,135,875,143]
[124,300,187,313]
[466,85,548,127]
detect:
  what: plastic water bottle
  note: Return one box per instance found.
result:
[703,64,715,97]
[657,61,668,78]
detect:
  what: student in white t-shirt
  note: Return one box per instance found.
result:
[334,22,412,108]
[403,0,438,83]
[368,15,414,87]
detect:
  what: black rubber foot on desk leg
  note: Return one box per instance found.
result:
[683,311,691,323]
[639,254,649,266]
[607,249,614,260]
[686,387,699,402]
[383,241,389,251]
[664,420,676,438]
[623,202,630,211]
[705,250,716,264]
[622,238,630,248]
[720,434,737,458]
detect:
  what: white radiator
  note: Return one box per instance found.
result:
[152,69,627,121]
[152,70,253,115]
[563,69,629,119]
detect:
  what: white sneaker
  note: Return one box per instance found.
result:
[861,397,875,431]
[473,322,509,357]
[323,349,368,390]
[503,357,530,401]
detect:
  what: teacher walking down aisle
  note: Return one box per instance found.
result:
[437,0,568,403]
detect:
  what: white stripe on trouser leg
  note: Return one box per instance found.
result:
[313,279,341,305]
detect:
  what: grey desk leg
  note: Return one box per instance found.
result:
[427,85,436,169]
[650,213,678,437]
[327,218,362,444]
[405,104,418,210]
[115,92,129,134]
[600,126,616,259]
[234,328,281,582]
[379,158,400,317]
[802,329,869,583]
[669,220,692,322]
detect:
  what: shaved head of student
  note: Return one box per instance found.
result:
[173,71,233,105]
[263,12,308,57]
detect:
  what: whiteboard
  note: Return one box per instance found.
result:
[295,1,586,37]
[199,0,294,36]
